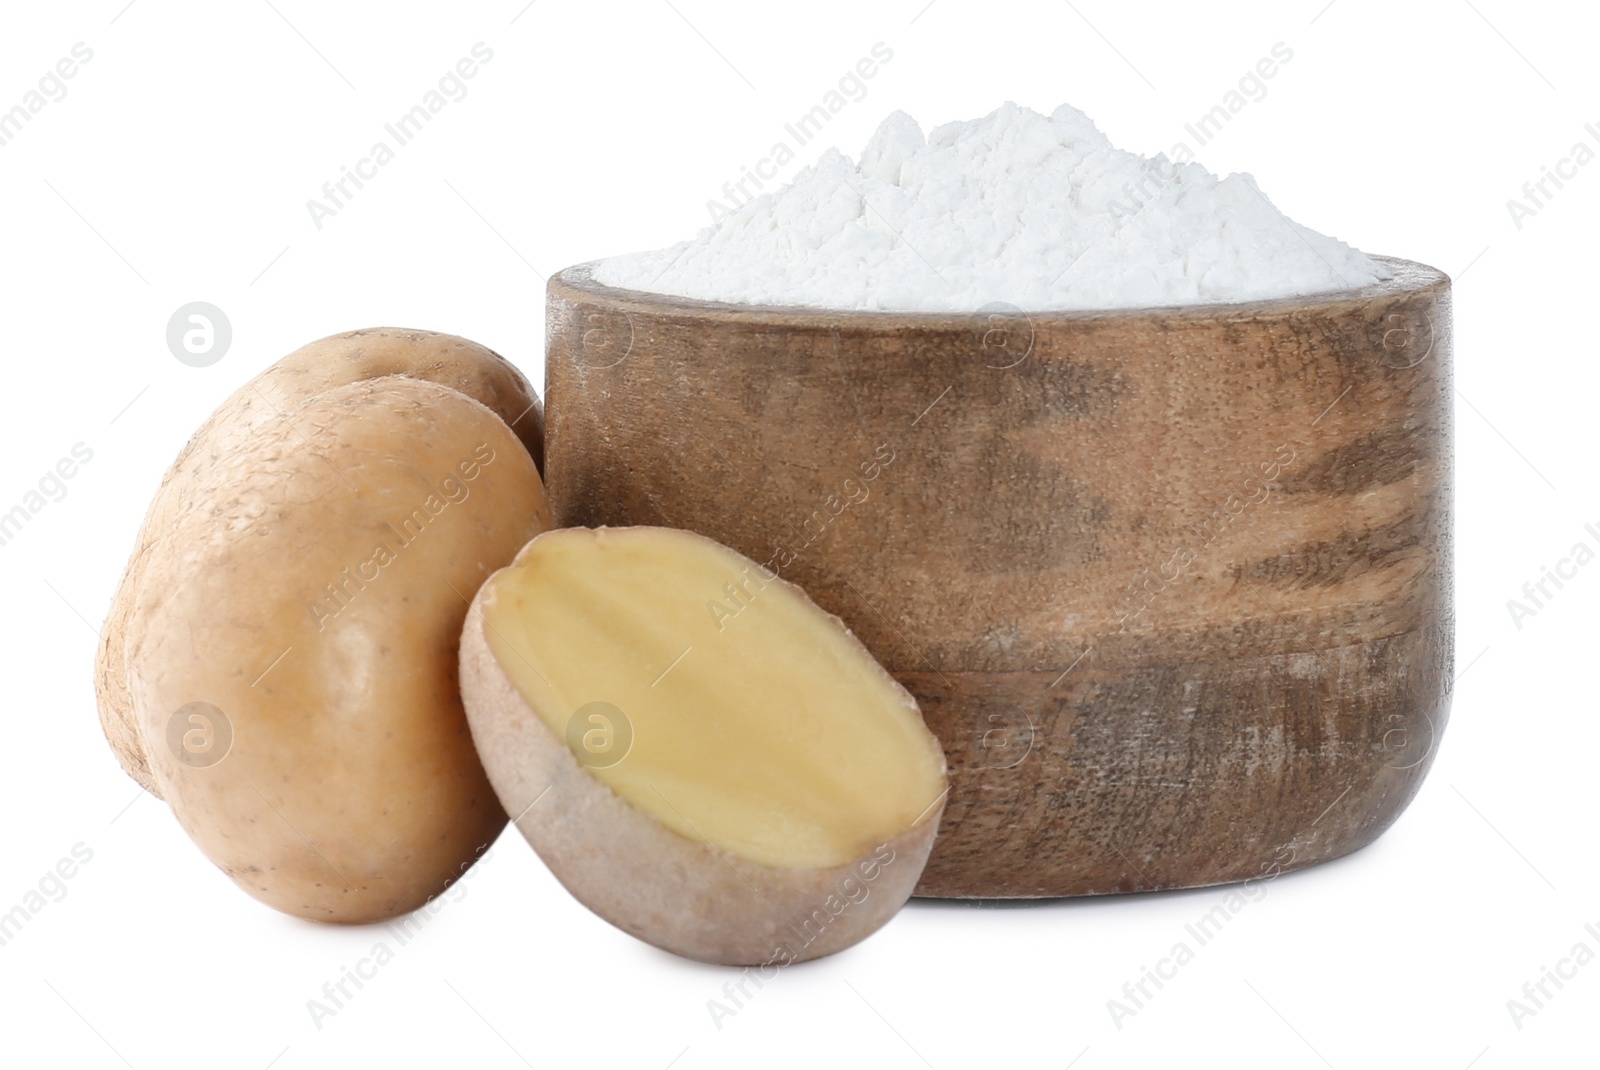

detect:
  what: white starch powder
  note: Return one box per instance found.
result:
[594,102,1389,312]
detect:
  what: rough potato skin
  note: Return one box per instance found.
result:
[458,533,947,965]
[127,376,550,922]
[98,328,544,795]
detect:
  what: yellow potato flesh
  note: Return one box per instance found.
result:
[482,527,946,870]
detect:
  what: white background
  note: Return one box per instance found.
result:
[1,1,1595,1067]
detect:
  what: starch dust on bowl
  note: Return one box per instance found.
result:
[546,102,1452,898]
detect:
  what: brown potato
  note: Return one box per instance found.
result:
[98,327,543,794]
[124,376,550,922]
[460,526,948,964]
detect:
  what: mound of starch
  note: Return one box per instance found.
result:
[594,102,1388,312]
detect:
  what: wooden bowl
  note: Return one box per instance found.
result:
[542,257,1453,898]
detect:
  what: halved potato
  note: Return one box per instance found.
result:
[459,525,948,964]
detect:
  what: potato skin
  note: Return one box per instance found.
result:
[129,377,550,922]
[98,328,543,794]
[459,531,946,965]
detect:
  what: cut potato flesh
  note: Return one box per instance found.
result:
[481,526,947,870]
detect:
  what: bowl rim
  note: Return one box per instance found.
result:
[550,254,1449,327]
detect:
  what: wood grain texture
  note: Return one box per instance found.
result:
[543,259,1453,898]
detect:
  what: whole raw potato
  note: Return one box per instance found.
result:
[125,376,550,922]
[97,327,544,794]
